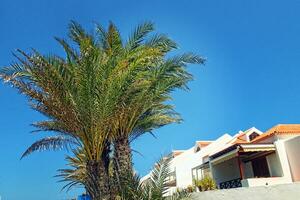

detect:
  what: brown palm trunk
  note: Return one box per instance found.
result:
[114,136,133,184]
[85,142,111,200]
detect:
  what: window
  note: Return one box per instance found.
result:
[202,167,211,177]
[192,167,202,180]
[192,165,211,180]
[249,132,259,141]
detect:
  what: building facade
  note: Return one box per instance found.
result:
[142,124,300,193]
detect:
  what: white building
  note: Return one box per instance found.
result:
[142,124,300,193]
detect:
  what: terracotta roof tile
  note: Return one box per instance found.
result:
[172,150,184,157]
[233,138,248,144]
[237,132,246,140]
[251,124,300,143]
[196,141,212,147]
[226,132,248,145]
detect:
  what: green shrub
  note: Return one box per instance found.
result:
[193,176,216,192]
[185,185,196,193]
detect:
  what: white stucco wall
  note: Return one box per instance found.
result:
[169,134,233,189]
[144,134,233,196]
[266,152,282,177]
[242,177,292,187]
[274,140,292,182]
[191,182,300,200]
[171,147,196,188]
[284,136,300,182]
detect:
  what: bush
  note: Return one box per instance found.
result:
[193,176,216,192]
[185,185,196,193]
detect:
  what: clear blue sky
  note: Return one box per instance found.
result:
[1,0,300,199]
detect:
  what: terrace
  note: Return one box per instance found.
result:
[210,143,292,188]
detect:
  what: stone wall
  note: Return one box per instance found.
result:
[191,182,300,200]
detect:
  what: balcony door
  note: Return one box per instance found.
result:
[251,156,270,178]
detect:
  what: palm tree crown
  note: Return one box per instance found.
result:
[0,21,204,199]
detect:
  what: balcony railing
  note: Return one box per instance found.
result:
[219,178,242,189]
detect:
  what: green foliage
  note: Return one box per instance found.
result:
[56,149,87,191]
[193,176,216,192]
[182,185,196,194]
[117,156,191,200]
[0,20,204,199]
[0,20,204,160]
[57,154,191,199]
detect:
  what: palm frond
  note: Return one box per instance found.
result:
[21,136,76,159]
[167,190,191,200]
[31,120,78,139]
[145,34,177,52]
[68,20,87,44]
[55,149,87,191]
[54,37,79,63]
[126,21,155,50]
[150,156,172,196]
[107,22,123,54]
[138,155,191,200]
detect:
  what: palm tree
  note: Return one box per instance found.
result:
[106,28,204,186]
[0,21,204,199]
[58,154,190,200]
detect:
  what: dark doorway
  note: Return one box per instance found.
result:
[251,156,270,177]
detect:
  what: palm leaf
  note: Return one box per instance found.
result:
[21,136,76,159]
[126,21,155,50]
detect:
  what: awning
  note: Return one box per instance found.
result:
[210,144,275,165]
[239,144,275,152]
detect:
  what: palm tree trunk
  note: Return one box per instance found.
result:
[114,136,133,182]
[86,142,111,200]
[86,160,109,200]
